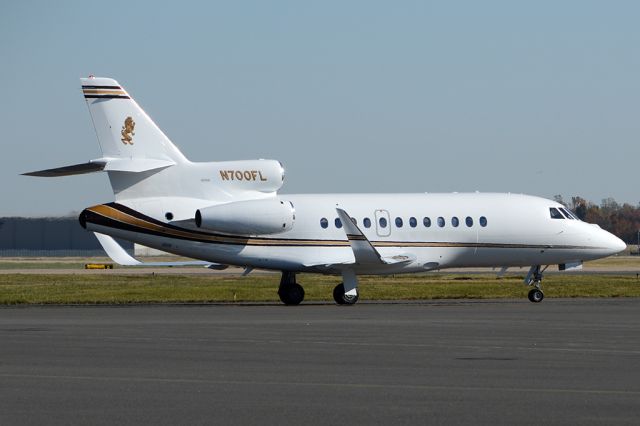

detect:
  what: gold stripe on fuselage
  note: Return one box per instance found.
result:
[88,204,349,247]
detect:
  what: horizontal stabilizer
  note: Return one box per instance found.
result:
[102,158,175,172]
[94,232,226,268]
[23,157,175,177]
[22,161,105,177]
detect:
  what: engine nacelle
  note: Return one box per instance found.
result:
[195,198,295,235]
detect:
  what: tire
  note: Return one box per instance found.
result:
[528,288,544,303]
[278,283,304,305]
[333,283,359,305]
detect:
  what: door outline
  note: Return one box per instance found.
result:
[374,209,391,237]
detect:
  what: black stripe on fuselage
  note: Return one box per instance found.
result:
[84,95,131,99]
[82,85,122,89]
[104,202,242,239]
[84,208,347,247]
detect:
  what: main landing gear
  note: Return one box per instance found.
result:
[333,283,359,305]
[278,270,360,306]
[525,265,547,303]
[278,271,305,305]
[333,269,359,305]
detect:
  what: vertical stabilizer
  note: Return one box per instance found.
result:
[81,77,188,163]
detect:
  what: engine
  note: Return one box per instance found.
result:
[195,198,295,235]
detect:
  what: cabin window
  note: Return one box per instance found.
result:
[165,212,174,221]
[320,218,328,229]
[549,208,564,219]
[437,217,445,227]
[351,217,357,225]
[363,217,371,228]
[452,217,459,227]
[465,216,473,227]
[379,217,388,228]
[409,217,417,228]
[480,216,487,227]
[395,217,403,228]
[335,218,342,228]
[423,217,431,227]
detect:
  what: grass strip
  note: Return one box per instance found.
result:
[0,273,639,304]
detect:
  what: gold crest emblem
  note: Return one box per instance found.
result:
[120,116,135,145]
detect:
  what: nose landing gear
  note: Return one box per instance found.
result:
[525,265,547,303]
[528,288,544,303]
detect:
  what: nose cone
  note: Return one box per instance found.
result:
[603,231,627,256]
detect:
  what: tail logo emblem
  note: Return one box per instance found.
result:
[121,116,136,145]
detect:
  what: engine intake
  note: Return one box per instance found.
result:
[195,198,295,235]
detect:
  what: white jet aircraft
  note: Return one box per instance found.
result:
[25,77,626,305]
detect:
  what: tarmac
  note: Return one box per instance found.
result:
[0,299,639,425]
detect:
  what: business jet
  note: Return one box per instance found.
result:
[24,77,626,305]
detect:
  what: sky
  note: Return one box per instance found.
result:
[1,1,639,216]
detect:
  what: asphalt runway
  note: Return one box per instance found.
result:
[1,300,639,425]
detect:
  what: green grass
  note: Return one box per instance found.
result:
[0,273,639,304]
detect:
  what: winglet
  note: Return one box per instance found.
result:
[335,208,384,264]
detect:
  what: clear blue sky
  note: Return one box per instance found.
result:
[1,1,638,216]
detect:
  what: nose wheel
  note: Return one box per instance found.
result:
[528,288,544,303]
[525,265,547,303]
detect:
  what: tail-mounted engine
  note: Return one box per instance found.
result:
[195,198,295,235]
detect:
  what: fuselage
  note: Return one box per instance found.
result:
[81,192,626,274]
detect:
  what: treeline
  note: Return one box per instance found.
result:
[554,196,640,244]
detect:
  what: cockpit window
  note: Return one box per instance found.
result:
[549,207,564,219]
[559,207,579,220]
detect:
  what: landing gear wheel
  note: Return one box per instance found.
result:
[278,283,305,305]
[333,283,359,305]
[528,288,544,303]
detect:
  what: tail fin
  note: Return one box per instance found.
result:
[25,77,285,206]
[81,77,187,163]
